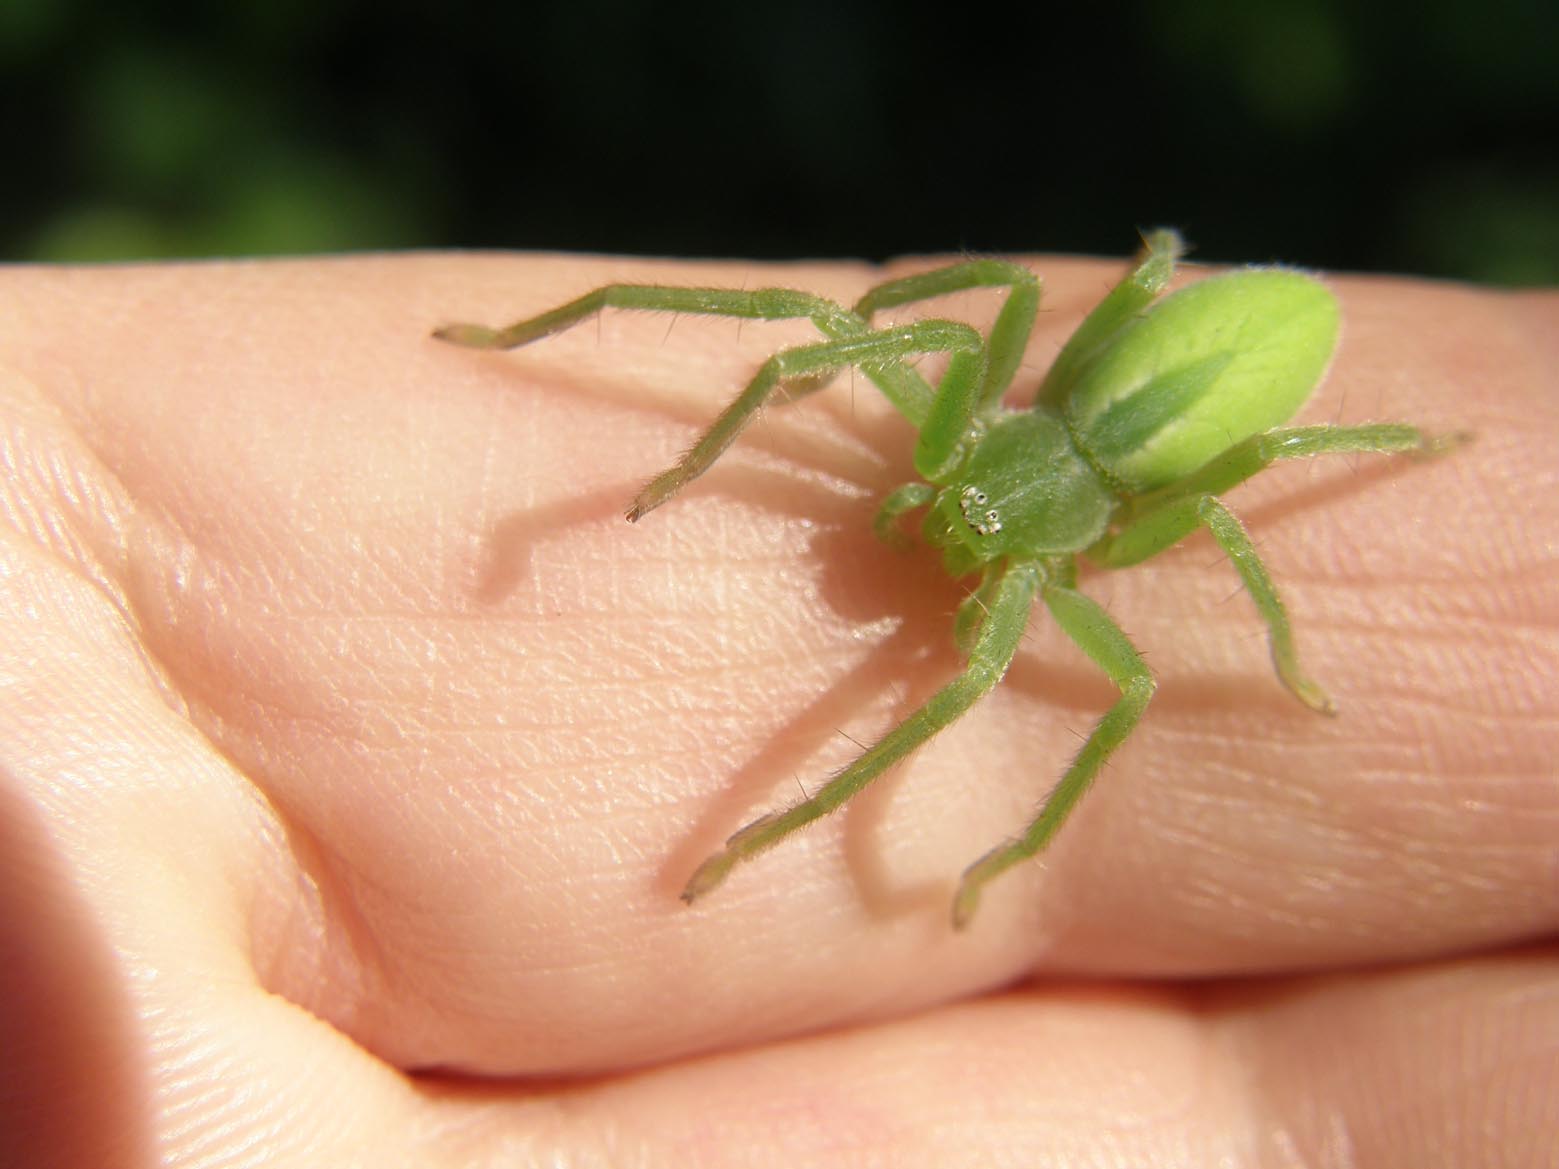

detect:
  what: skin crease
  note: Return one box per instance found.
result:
[0,252,1555,1168]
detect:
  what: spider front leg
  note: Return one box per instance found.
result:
[753,255,1046,427]
[789,257,1046,428]
[1089,422,1462,713]
[434,282,937,424]
[436,282,855,351]
[631,319,991,520]
[437,283,995,518]
[682,562,1042,907]
[872,482,936,549]
[852,259,1041,413]
[952,577,1155,928]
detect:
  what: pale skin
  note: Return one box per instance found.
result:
[1,255,1555,1167]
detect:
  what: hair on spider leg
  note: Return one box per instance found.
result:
[835,728,870,752]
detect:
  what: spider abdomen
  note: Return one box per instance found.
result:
[1064,269,1340,492]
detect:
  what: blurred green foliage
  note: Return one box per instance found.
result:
[2,0,1553,281]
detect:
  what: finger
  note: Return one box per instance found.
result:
[14,717,1551,1169]
[2,259,1553,1082]
[475,946,1557,1169]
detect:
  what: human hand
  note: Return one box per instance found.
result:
[3,255,1554,1167]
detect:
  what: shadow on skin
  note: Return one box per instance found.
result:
[0,775,157,1169]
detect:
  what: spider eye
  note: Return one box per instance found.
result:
[959,485,1003,535]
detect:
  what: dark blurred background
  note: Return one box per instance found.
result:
[3,0,1554,281]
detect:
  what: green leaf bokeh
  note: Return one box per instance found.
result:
[3,0,1553,280]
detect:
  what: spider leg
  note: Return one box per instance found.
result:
[435,283,852,349]
[434,282,938,424]
[799,256,1047,421]
[872,482,937,549]
[1092,422,1458,569]
[953,578,1155,928]
[1034,228,1183,406]
[1086,422,1462,711]
[681,562,1042,907]
[1097,488,1334,712]
[953,564,1005,656]
[853,260,1041,413]
[629,318,988,519]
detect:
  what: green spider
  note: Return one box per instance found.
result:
[435,230,1458,928]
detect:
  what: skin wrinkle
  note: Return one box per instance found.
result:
[3,382,404,1068]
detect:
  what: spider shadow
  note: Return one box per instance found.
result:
[461,340,1436,927]
[471,464,881,604]
[466,352,906,604]
[462,356,978,919]
[669,480,1121,923]
[1236,448,1435,533]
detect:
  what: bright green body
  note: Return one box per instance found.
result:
[436,231,1453,928]
[925,408,1112,576]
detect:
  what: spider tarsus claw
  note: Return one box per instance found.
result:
[952,847,1004,929]
[1278,663,1336,716]
[682,812,789,904]
[1429,430,1475,455]
[681,853,733,904]
[950,882,981,931]
[1292,678,1337,716]
[626,491,663,523]
[431,323,500,347]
